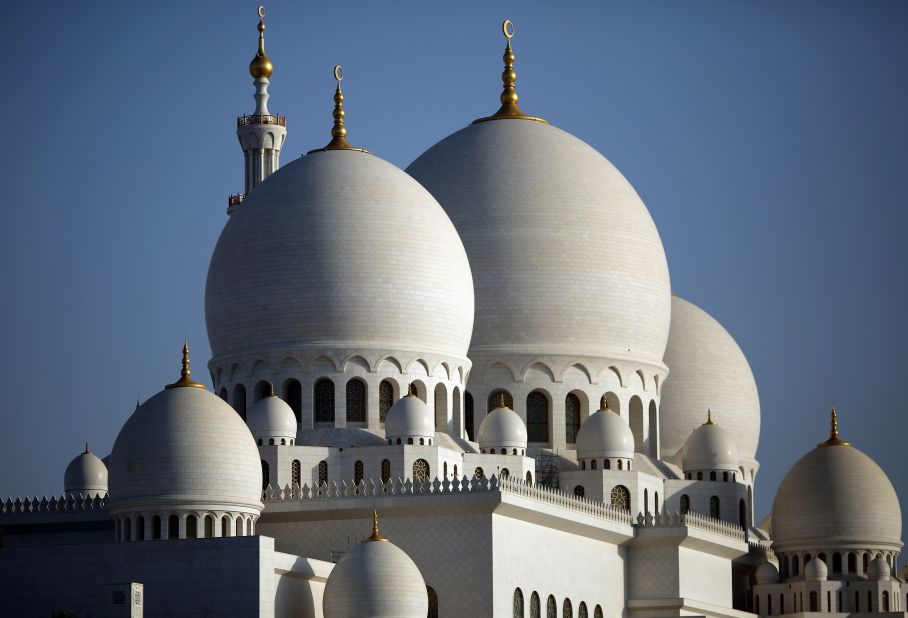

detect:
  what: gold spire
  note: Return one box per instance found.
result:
[165,342,206,390]
[472,20,547,125]
[497,393,507,408]
[267,382,275,397]
[600,395,608,411]
[818,405,851,447]
[83,442,90,454]
[705,409,715,425]
[407,382,416,397]
[309,65,369,154]
[365,509,388,542]
[249,6,274,79]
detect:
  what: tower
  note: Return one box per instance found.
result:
[230,6,287,215]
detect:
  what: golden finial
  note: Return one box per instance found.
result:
[366,509,387,542]
[818,405,851,447]
[407,382,416,397]
[83,442,90,454]
[249,6,274,79]
[497,393,507,408]
[705,409,715,425]
[308,65,369,154]
[165,342,206,390]
[473,19,547,125]
[600,395,608,411]
[267,382,275,397]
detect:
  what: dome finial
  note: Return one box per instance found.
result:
[472,20,547,125]
[249,6,274,79]
[818,405,851,447]
[309,65,369,154]
[84,442,90,454]
[600,395,608,411]
[366,509,387,542]
[267,382,275,397]
[498,393,506,408]
[407,382,416,397]
[706,409,715,425]
[165,342,206,390]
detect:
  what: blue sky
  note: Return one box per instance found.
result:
[1,1,906,557]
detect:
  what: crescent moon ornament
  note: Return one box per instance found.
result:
[502,19,515,39]
[334,65,343,82]
[258,5,266,18]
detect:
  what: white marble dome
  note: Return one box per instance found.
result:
[385,392,434,442]
[248,386,297,443]
[867,555,891,581]
[406,119,671,366]
[575,405,635,460]
[753,561,779,585]
[659,295,760,462]
[63,445,108,496]
[477,401,527,452]
[108,358,263,516]
[206,149,474,362]
[804,556,828,581]
[771,426,902,552]
[680,414,740,473]
[323,516,428,618]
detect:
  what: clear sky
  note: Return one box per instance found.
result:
[1,1,906,559]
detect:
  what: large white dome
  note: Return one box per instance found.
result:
[406,119,671,365]
[206,149,474,362]
[659,295,760,462]
[771,429,901,552]
[108,358,263,515]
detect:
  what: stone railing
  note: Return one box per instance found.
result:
[262,475,633,526]
[748,539,777,564]
[237,113,286,127]
[634,509,746,542]
[1,493,109,514]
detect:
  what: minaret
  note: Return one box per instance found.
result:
[230,6,287,215]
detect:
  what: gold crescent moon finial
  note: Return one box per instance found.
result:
[502,19,515,39]
[334,65,343,82]
[258,5,266,19]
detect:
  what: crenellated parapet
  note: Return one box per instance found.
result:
[1,492,109,515]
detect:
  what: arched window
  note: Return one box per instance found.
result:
[565,393,581,443]
[526,471,532,484]
[604,459,610,469]
[284,379,302,424]
[591,459,597,470]
[444,461,448,478]
[427,586,439,618]
[867,590,873,612]
[465,391,475,441]
[617,459,623,470]
[253,380,270,403]
[222,516,229,537]
[563,599,573,618]
[527,391,549,442]
[594,606,603,618]
[809,591,818,612]
[232,384,247,420]
[204,515,214,538]
[168,514,179,539]
[407,437,414,445]
[710,495,720,519]
[135,516,145,541]
[530,592,541,618]
[186,515,198,539]
[647,399,658,455]
[354,460,364,486]
[739,498,746,528]
[680,494,690,515]
[489,390,514,412]
[269,438,275,446]
[792,554,800,576]
[379,379,394,423]
[236,515,244,536]
[474,467,484,479]
[413,459,430,481]
[514,588,525,618]
[610,485,630,511]
[547,595,557,618]
[709,471,717,481]
[574,485,585,498]
[313,378,335,423]
[655,491,660,513]
[578,602,588,618]
[883,591,890,612]
[832,552,842,573]
[381,459,391,484]
[152,515,161,540]
[501,468,510,479]
[644,488,649,514]
[434,383,448,430]
[318,460,328,485]
[697,471,703,480]
[847,552,856,573]
[218,387,228,402]
[454,464,458,479]
[261,460,270,490]
[346,379,366,422]
[291,460,301,487]
[629,395,643,452]
[723,471,728,482]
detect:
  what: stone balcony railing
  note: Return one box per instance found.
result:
[1,493,109,514]
[237,114,286,127]
[634,508,747,542]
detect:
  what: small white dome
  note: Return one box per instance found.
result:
[109,348,263,517]
[248,386,297,442]
[804,557,828,581]
[754,561,779,585]
[63,445,108,496]
[323,514,427,618]
[681,412,740,473]
[477,401,527,452]
[385,392,434,442]
[867,556,891,581]
[660,295,760,462]
[771,412,902,553]
[575,404,635,460]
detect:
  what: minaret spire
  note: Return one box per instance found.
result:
[231,5,287,215]
[818,405,851,447]
[308,66,368,154]
[473,20,547,125]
